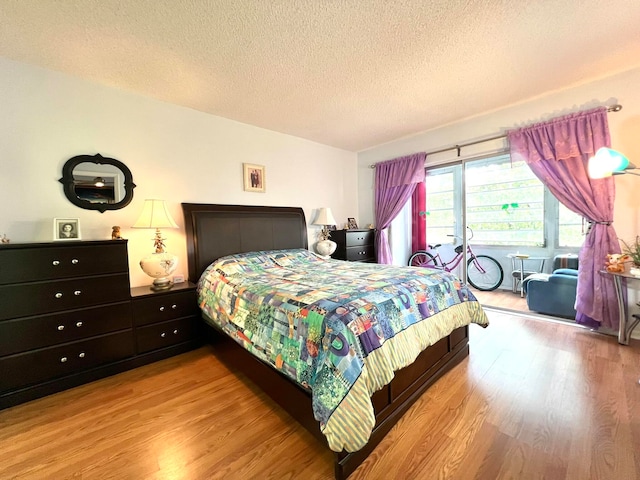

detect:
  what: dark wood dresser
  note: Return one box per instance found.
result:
[0,240,200,409]
[331,229,376,262]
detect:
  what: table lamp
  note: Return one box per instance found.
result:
[312,207,337,256]
[132,199,179,290]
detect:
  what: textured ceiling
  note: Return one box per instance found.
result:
[1,0,640,151]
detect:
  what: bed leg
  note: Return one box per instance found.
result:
[334,456,347,480]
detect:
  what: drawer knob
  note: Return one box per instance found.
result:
[52,260,60,266]
[71,259,79,265]
[173,329,179,334]
[74,290,82,296]
[159,306,165,312]
[161,332,166,338]
[78,352,85,358]
[55,292,63,299]
[60,356,68,363]
[76,321,83,327]
[171,304,177,309]
[57,325,65,331]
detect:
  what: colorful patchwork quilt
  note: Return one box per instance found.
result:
[197,248,489,452]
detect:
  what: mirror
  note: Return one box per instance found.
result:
[59,153,136,213]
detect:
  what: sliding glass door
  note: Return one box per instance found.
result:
[424,151,583,309]
[425,162,464,278]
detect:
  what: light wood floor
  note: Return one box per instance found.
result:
[1,310,639,479]
[471,287,529,312]
[470,287,585,326]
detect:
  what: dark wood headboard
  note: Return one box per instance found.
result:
[182,203,308,284]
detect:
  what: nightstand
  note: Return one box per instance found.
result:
[131,282,200,356]
[331,229,376,262]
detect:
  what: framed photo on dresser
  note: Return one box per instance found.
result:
[53,218,81,241]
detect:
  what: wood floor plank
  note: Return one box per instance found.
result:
[1,311,639,479]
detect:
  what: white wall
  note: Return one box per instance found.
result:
[357,67,640,267]
[0,57,358,287]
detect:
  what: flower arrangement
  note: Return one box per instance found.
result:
[620,236,640,266]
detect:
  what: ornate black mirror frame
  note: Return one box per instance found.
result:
[59,153,136,213]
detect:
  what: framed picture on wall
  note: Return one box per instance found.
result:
[53,218,81,241]
[243,163,266,193]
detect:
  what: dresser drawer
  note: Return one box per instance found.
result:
[345,245,375,262]
[0,331,134,393]
[0,302,132,356]
[0,242,128,285]
[0,274,130,320]
[132,290,198,327]
[343,230,374,247]
[136,317,196,354]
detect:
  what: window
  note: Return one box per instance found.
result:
[425,153,584,248]
[424,166,457,245]
[465,154,544,246]
[558,202,584,248]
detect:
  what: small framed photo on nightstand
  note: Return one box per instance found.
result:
[347,218,358,229]
[54,218,81,241]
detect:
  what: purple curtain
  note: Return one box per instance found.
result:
[375,153,426,264]
[508,107,620,329]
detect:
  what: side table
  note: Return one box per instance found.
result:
[131,281,200,355]
[601,270,640,345]
[331,229,376,263]
[508,254,548,297]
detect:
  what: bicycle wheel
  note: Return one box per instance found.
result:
[467,255,504,291]
[408,251,439,268]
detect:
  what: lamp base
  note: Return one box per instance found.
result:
[316,239,337,257]
[150,277,174,291]
[139,251,178,290]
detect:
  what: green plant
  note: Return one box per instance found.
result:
[620,236,640,266]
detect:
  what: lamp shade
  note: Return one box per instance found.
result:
[132,199,179,229]
[588,147,632,179]
[313,207,337,226]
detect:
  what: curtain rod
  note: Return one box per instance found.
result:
[369,104,622,168]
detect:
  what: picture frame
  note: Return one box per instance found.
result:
[243,163,266,193]
[54,218,81,241]
[347,217,359,229]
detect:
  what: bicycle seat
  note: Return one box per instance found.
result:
[428,244,441,249]
[454,245,463,254]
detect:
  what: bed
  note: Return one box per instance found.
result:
[182,203,488,479]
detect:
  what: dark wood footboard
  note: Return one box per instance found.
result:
[201,320,469,480]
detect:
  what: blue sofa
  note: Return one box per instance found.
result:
[522,268,578,319]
